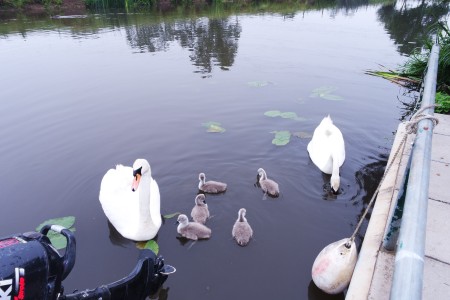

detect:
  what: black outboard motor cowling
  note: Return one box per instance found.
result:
[0,225,75,300]
[0,226,175,300]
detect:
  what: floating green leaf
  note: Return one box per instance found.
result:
[35,216,76,250]
[202,121,226,133]
[292,131,313,139]
[264,111,306,121]
[271,130,291,146]
[247,81,270,87]
[280,112,298,119]
[163,212,181,219]
[207,124,226,133]
[136,240,159,255]
[310,86,343,101]
[264,110,282,117]
[36,216,75,232]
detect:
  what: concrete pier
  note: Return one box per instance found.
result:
[346,113,450,299]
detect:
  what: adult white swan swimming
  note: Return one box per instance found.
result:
[307,115,345,193]
[99,158,162,241]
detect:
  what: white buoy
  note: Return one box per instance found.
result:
[311,238,357,294]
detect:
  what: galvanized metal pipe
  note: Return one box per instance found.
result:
[390,43,440,300]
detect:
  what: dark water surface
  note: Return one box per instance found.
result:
[0,1,442,299]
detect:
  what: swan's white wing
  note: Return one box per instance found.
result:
[307,119,345,174]
[329,125,345,167]
[308,128,333,173]
[99,165,139,237]
[149,178,162,228]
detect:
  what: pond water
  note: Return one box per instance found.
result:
[0,0,447,299]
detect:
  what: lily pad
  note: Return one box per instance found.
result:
[163,212,181,219]
[271,130,291,146]
[207,124,226,133]
[35,216,76,250]
[264,110,282,117]
[310,86,343,101]
[292,131,313,139]
[202,121,226,133]
[136,240,159,255]
[264,111,306,121]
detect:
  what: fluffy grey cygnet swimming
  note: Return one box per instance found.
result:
[232,208,253,246]
[190,194,210,224]
[198,172,227,194]
[177,214,211,240]
[257,168,280,197]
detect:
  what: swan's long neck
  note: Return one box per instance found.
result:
[138,174,153,223]
[330,154,340,191]
[239,212,247,222]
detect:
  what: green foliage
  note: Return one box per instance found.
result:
[399,22,450,91]
[2,0,61,8]
[264,110,306,121]
[310,86,343,101]
[36,216,76,250]
[436,92,450,113]
[163,212,181,219]
[271,130,291,146]
[2,0,32,8]
[368,22,450,114]
[202,121,226,133]
[136,239,159,255]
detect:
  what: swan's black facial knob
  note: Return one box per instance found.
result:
[133,167,142,177]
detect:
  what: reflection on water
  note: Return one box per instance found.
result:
[308,280,345,299]
[125,17,241,74]
[352,153,389,247]
[377,0,449,55]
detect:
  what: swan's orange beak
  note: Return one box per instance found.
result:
[132,174,141,192]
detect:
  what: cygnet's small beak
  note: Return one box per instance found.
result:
[132,174,141,192]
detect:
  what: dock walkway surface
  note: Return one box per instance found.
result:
[346,113,450,299]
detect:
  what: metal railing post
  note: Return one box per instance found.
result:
[390,43,440,300]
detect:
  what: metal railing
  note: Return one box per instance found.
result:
[389,42,440,300]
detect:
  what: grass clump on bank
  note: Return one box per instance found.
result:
[1,0,62,8]
[367,21,450,114]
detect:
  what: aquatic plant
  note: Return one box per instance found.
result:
[163,212,181,219]
[264,110,306,121]
[270,130,312,146]
[202,121,226,133]
[367,21,450,114]
[310,86,343,101]
[271,130,291,146]
[136,239,159,254]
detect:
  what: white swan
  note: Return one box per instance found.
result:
[307,115,345,193]
[99,158,162,241]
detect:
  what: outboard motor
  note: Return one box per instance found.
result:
[0,225,175,300]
